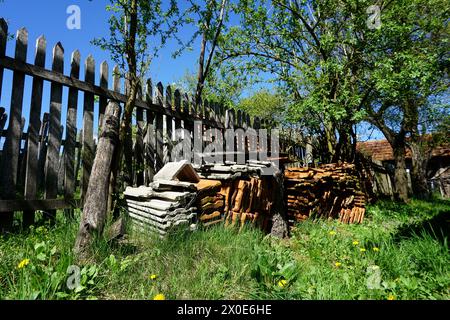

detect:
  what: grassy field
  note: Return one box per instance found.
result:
[0,199,449,300]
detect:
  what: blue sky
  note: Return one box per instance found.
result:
[0,0,383,142]
[0,0,205,139]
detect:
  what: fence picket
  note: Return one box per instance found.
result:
[23,35,46,227]
[155,82,164,171]
[0,19,7,102]
[0,28,28,231]
[63,50,80,209]
[81,55,95,202]
[44,42,64,223]
[144,78,155,184]
[99,61,108,133]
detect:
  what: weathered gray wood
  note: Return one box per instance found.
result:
[17,116,26,192]
[0,28,28,231]
[106,65,121,214]
[155,82,164,171]
[0,198,81,212]
[74,129,82,188]
[163,85,173,164]
[37,112,49,191]
[105,217,126,242]
[74,101,121,260]
[123,74,133,186]
[81,55,95,202]
[0,19,7,102]
[225,108,235,163]
[64,50,80,202]
[44,42,64,223]
[0,108,6,138]
[183,93,194,138]
[23,35,46,227]
[112,65,121,92]
[98,61,108,134]
[57,137,65,195]
[174,89,182,132]
[144,79,156,184]
[135,84,145,186]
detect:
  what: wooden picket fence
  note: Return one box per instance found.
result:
[0,18,293,230]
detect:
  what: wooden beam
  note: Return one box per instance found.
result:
[0,199,81,212]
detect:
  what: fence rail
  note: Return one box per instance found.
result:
[0,18,296,230]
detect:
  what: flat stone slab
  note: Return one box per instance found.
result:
[124,186,194,201]
[150,179,198,191]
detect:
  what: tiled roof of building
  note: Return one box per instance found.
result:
[357,139,450,162]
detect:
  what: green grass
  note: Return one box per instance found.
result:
[0,199,449,300]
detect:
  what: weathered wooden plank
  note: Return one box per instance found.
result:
[112,65,121,92]
[0,28,28,231]
[0,108,6,138]
[81,55,95,202]
[64,50,80,202]
[0,55,225,128]
[173,89,183,162]
[0,19,7,102]
[98,60,108,133]
[37,112,49,191]
[163,85,173,164]
[144,78,155,184]
[0,199,81,212]
[123,74,133,186]
[74,129,82,188]
[134,83,145,186]
[23,35,47,227]
[155,82,164,171]
[224,108,235,163]
[17,116,26,192]
[183,93,194,137]
[174,89,182,133]
[107,66,121,213]
[44,42,64,223]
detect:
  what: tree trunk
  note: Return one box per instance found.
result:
[410,138,430,198]
[392,138,409,202]
[74,101,121,261]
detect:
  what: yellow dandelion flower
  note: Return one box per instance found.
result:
[278,279,288,287]
[17,258,30,269]
[149,274,157,280]
[352,240,359,245]
[153,294,165,300]
[329,231,336,236]
[387,295,396,300]
[335,262,342,267]
[360,248,366,252]
[373,247,380,252]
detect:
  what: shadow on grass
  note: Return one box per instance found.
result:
[392,209,450,246]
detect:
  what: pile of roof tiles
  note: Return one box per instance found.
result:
[195,179,225,226]
[124,161,200,237]
[195,160,276,231]
[284,163,366,226]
